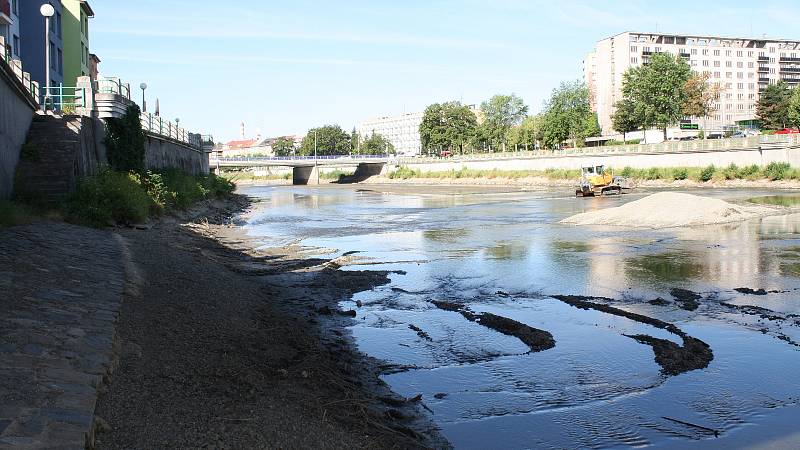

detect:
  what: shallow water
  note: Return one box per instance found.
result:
[240,185,800,449]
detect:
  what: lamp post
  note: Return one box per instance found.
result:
[175,118,180,140]
[40,4,55,108]
[139,83,147,112]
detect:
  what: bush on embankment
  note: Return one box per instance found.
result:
[386,163,800,183]
[65,169,235,227]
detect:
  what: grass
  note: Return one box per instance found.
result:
[0,200,37,227]
[386,163,800,183]
[65,169,235,227]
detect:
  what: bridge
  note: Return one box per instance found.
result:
[209,155,393,185]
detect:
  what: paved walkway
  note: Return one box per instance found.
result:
[0,223,125,449]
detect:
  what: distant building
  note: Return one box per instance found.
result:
[0,0,20,59]
[585,31,800,136]
[88,52,99,80]
[357,106,481,156]
[61,0,93,89]
[20,0,64,95]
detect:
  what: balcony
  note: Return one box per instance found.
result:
[758,66,770,73]
[781,67,800,73]
[679,52,691,58]
[642,51,653,56]
[759,78,771,83]
[781,57,800,63]
[0,0,12,25]
[758,56,770,62]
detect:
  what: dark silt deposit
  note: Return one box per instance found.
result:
[430,300,556,353]
[240,185,800,449]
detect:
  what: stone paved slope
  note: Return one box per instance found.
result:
[0,223,125,449]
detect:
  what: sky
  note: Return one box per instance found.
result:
[90,0,799,142]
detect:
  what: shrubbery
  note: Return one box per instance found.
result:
[66,169,235,227]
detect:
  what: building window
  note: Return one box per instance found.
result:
[81,43,85,64]
[714,61,720,67]
[631,57,638,64]
[56,12,62,38]
[12,0,17,15]
[714,50,721,56]
[737,51,743,57]
[726,61,733,67]
[57,48,62,74]
[12,35,19,56]
[691,49,698,55]
[748,62,754,68]
[703,60,709,67]
[49,41,56,68]
[726,50,732,56]
[737,83,744,89]
[748,51,754,57]
[631,46,637,52]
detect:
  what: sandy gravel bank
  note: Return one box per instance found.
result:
[94,196,445,449]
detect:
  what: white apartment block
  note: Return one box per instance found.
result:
[585,32,800,136]
[357,111,425,156]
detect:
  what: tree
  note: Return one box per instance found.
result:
[682,73,724,138]
[272,137,295,157]
[360,133,395,155]
[621,52,692,140]
[351,127,359,153]
[298,125,350,156]
[611,98,640,143]
[758,81,793,130]
[539,81,596,149]
[419,101,478,154]
[480,94,528,150]
[506,115,544,151]
[789,87,800,128]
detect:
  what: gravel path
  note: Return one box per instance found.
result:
[94,198,442,449]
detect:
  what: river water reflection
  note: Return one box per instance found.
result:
[241,185,800,449]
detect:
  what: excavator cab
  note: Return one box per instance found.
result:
[576,165,622,197]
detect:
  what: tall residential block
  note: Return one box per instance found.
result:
[585,32,800,136]
[20,0,64,93]
[1,0,20,58]
[61,0,92,89]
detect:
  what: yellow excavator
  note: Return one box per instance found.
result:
[575,165,627,197]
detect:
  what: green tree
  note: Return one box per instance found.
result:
[272,137,295,157]
[298,125,351,156]
[539,81,595,149]
[789,87,800,128]
[622,52,692,140]
[611,98,640,143]
[682,73,724,138]
[506,115,544,151]
[105,105,146,173]
[360,133,395,155]
[758,81,793,130]
[351,127,359,153]
[480,94,528,150]
[420,101,478,154]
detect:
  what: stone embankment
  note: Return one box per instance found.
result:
[0,224,126,449]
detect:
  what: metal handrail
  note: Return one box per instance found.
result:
[41,85,86,112]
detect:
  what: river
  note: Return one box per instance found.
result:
[239,184,800,449]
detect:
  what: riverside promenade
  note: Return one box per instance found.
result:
[0,224,126,449]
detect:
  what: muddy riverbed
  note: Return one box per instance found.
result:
[238,184,800,449]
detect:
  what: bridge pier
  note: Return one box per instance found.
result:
[292,165,320,185]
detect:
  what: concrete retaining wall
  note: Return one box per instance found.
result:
[0,60,38,199]
[400,147,800,173]
[145,134,210,175]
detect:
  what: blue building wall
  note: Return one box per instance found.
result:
[19,0,63,98]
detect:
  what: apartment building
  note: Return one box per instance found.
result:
[357,105,482,156]
[585,32,800,136]
[357,111,425,156]
[20,0,64,92]
[0,0,20,59]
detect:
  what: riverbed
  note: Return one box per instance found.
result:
[239,184,800,449]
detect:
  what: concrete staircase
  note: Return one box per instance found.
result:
[14,114,87,204]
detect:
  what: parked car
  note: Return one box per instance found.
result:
[706,133,724,139]
[731,131,748,138]
[775,128,800,134]
[440,150,452,157]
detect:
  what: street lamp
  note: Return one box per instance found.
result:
[175,118,180,139]
[40,4,55,108]
[139,83,147,112]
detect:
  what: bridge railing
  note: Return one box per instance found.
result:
[209,154,392,162]
[399,134,800,164]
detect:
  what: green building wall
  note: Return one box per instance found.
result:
[61,0,91,96]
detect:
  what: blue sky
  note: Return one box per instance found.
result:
[90,0,799,142]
